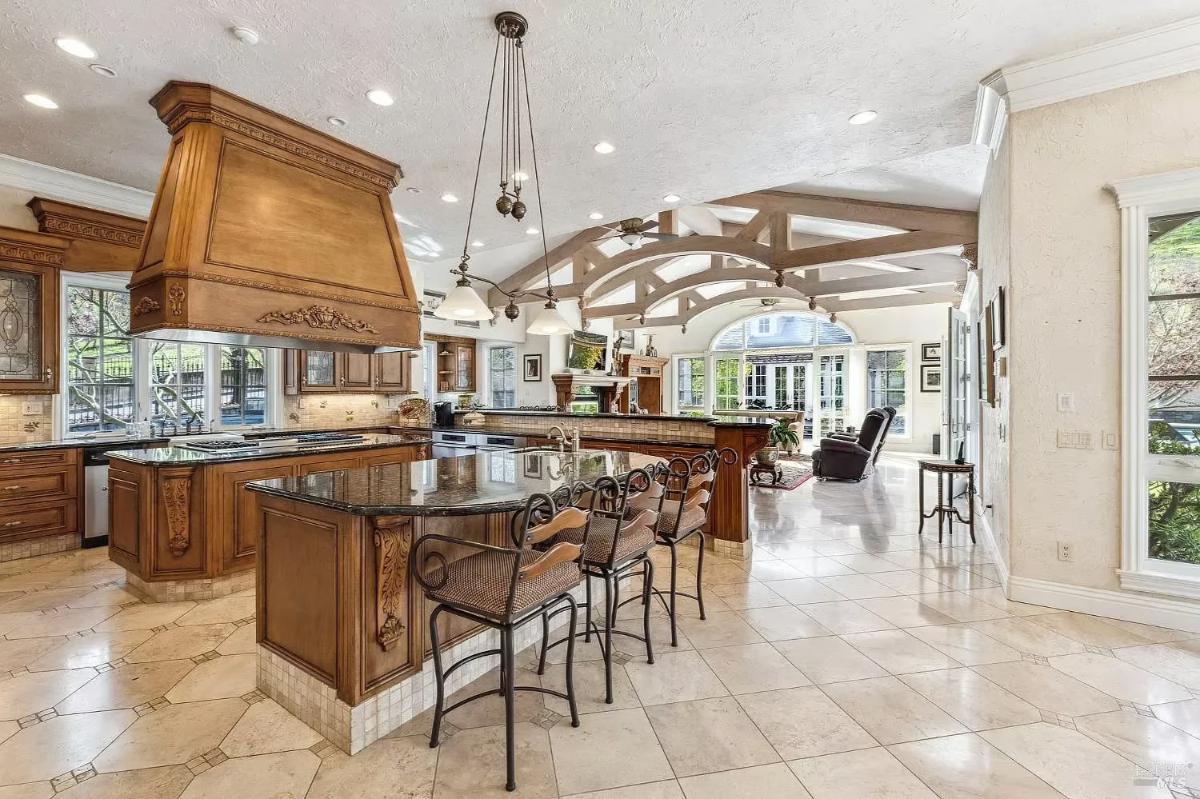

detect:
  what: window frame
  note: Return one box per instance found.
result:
[865,344,913,440]
[673,354,707,414]
[58,273,278,438]
[487,344,516,409]
[1112,168,1200,599]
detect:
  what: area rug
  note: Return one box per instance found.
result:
[751,455,814,491]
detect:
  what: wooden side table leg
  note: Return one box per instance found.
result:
[968,469,977,544]
[918,466,926,535]
[936,472,944,544]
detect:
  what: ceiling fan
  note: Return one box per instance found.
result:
[737,297,786,309]
[597,217,679,248]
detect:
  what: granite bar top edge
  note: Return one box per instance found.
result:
[0,435,169,453]
[432,425,712,448]
[106,433,431,466]
[453,409,716,423]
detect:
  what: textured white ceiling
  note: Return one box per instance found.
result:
[1,0,1194,267]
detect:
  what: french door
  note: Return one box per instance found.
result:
[946,308,971,461]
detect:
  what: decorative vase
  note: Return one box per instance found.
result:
[645,335,657,357]
[755,447,778,466]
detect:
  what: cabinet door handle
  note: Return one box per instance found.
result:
[0,458,20,465]
[2,485,23,491]
[2,521,20,528]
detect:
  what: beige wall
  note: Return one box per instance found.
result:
[982,69,1200,591]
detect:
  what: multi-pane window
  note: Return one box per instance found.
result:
[489,346,516,408]
[676,356,705,412]
[867,349,908,435]
[819,354,846,435]
[744,363,767,407]
[65,286,134,434]
[1146,211,1200,567]
[220,346,267,426]
[149,342,207,425]
[714,357,740,410]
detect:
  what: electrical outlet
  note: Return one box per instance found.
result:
[1056,430,1093,449]
[21,402,41,416]
[1102,431,1119,450]
[1057,541,1073,562]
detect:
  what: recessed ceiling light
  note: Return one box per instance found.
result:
[471,240,485,248]
[23,94,58,110]
[366,89,394,106]
[54,37,96,59]
[526,227,539,235]
[88,64,117,78]
[405,186,421,194]
[440,192,458,203]
[848,110,878,125]
[588,212,604,220]
[511,171,529,181]
[662,193,681,203]
[230,26,261,45]
[327,116,347,127]
[593,141,615,154]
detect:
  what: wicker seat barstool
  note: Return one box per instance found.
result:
[536,467,660,704]
[652,449,736,647]
[412,489,592,792]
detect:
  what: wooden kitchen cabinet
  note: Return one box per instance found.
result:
[428,335,476,393]
[0,448,79,544]
[298,351,338,392]
[290,350,416,394]
[373,351,412,392]
[341,353,374,389]
[0,228,66,394]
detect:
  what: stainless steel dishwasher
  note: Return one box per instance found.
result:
[82,447,111,545]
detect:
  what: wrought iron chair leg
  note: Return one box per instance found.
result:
[502,625,516,792]
[584,575,593,643]
[668,542,679,647]
[564,595,580,727]
[643,559,655,665]
[603,573,615,705]
[428,605,446,749]
[695,531,707,620]
[537,611,549,675]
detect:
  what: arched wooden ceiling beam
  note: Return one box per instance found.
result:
[585,267,805,320]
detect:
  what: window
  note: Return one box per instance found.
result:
[62,278,275,436]
[867,349,908,435]
[756,317,772,334]
[713,312,854,351]
[818,354,846,435]
[744,363,768,407]
[714,357,741,410]
[1113,172,1200,597]
[65,285,134,434]
[488,346,516,408]
[676,356,705,412]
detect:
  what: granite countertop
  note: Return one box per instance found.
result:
[0,435,168,453]
[707,417,773,428]
[454,409,717,423]
[432,425,711,449]
[106,433,430,466]
[247,448,661,517]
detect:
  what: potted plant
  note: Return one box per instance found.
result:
[770,417,801,457]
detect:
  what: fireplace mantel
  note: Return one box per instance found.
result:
[551,372,632,412]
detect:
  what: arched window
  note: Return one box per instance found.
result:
[711,312,855,351]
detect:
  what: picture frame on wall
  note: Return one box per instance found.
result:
[921,343,942,362]
[991,286,1006,350]
[523,354,542,382]
[920,364,942,392]
[421,289,446,318]
[983,306,997,406]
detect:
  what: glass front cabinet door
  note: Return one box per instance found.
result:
[0,231,62,394]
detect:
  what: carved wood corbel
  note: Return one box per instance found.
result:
[373,518,412,651]
[162,477,192,556]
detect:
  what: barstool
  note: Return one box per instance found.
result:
[537,467,660,704]
[653,449,733,647]
[412,489,592,792]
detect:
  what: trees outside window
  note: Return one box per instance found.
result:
[676,356,705,412]
[867,349,908,435]
[489,346,516,408]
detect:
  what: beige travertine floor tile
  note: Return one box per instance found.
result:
[678,763,812,799]
[814,574,899,600]
[1074,710,1200,789]
[308,736,436,798]
[93,698,247,772]
[4,606,117,638]
[0,612,46,637]
[747,560,809,582]
[694,560,752,586]
[0,721,16,746]
[50,568,126,588]
[773,636,888,684]
[781,557,855,577]
[972,661,1121,717]
[831,554,908,574]
[562,782,683,799]
[736,686,875,760]
[439,669,545,729]
[788,747,937,799]
[123,624,236,663]
[962,587,1054,616]
[906,624,1021,666]
[625,650,727,706]
[919,566,998,591]
[759,578,844,605]
[550,709,673,795]
[93,601,196,632]
[0,781,54,799]
[1101,617,1196,644]
[853,596,957,628]
[0,668,96,720]
[57,765,192,799]
[56,660,194,713]
[914,591,1010,623]
[1153,698,1200,738]
[174,597,256,627]
[66,586,142,608]
[899,668,1041,731]
[0,573,54,593]
[1049,652,1191,705]
[841,629,960,674]
[737,605,831,641]
[822,676,967,744]
[28,629,151,671]
[1029,612,1161,649]
[700,642,810,694]
[0,636,64,672]
[213,624,255,656]
[178,750,318,799]
[0,709,134,785]
[645,696,779,778]
[869,569,952,596]
[675,611,764,649]
[889,733,1067,798]
[982,722,1172,798]
[967,618,1087,657]
[164,654,255,703]
[220,698,324,757]
[541,659,639,715]
[707,580,788,610]
[1115,643,1200,690]
[0,587,91,612]
[795,601,894,634]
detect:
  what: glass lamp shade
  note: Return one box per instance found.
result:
[525,302,573,336]
[434,282,494,321]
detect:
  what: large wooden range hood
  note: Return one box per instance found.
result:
[127,82,420,352]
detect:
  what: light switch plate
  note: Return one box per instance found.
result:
[1057,429,1093,449]
[1057,393,1076,413]
[21,402,41,416]
[1102,431,1119,450]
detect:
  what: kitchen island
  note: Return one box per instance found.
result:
[106,432,430,601]
[246,448,659,753]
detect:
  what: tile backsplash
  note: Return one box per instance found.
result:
[280,393,404,429]
[0,395,53,445]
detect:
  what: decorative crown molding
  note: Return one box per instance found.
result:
[0,154,152,220]
[1106,167,1200,208]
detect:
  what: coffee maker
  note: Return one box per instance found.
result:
[434,401,454,427]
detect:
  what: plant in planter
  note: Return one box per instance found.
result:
[770,417,801,457]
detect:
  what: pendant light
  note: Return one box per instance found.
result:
[435,11,570,332]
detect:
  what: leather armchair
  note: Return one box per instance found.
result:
[812,408,890,481]
[872,407,898,464]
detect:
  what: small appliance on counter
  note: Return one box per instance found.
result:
[434,401,455,427]
[462,411,486,427]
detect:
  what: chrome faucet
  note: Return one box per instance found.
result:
[547,425,569,453]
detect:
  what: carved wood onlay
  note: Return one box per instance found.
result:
[131,297,161,316]
[257,305,378,334]
[167,286,186,316]
[162,477,192,557]
[373,520,412,651]
[28,199,145,249]
[0,227,69,268]
[0,242,65,267]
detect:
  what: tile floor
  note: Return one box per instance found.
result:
[0,456,1197,796]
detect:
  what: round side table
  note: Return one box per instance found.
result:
[918,460,976,543]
